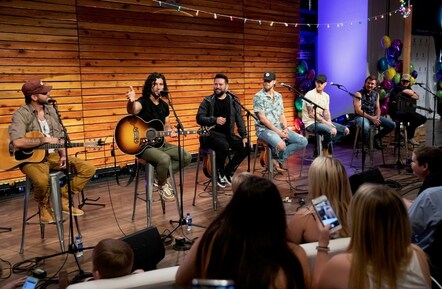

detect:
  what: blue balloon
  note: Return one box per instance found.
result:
[377,57,388,72]
[387,57,396,67]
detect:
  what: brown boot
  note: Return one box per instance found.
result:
[61,196,84,216]
[39,205,55,223]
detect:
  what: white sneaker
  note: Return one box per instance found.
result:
[158,182,175,202]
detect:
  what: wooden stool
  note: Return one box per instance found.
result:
[192,147,218,211]
[20,171,81,254]
[131,158,180,227]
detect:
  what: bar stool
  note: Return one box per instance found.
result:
[131,158,180,227]
[192,147,218,211]
[350,124,385,168]
[299,131,324,177]
[392,121,409,159]
[20,171,81,254]
[252,139,294,190]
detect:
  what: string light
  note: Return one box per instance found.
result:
[150,1,402,29]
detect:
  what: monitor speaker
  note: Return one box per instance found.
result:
[349,168,385,194]
[120,226,165,271]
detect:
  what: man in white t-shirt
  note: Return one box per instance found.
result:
[302,74,349,156]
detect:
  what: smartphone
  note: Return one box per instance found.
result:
[192,279,235,289]
[311,195,342,234]
[22,276,39,289]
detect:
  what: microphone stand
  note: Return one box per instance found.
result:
[164,93,203,251]
[228,91,257,172]
[281,84,324,157]
[50,101,90,282]
[416,83,437,146]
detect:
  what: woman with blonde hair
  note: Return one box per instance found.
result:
[316,183,431,289]
[287,156,351,244]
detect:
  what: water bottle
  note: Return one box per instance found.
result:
[75,235,83,258]
[186,213,192,232]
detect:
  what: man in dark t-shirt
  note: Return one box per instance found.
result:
[126,72,191,201]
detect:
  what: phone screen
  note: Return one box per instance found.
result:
[22,276,39,289]
[192,279,235,289]
[312,197,341,233]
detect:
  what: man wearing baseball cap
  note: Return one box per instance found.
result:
[9,78,96,223]
[302,74,349,156]
[388,73,427,145]
[253,72,307,171]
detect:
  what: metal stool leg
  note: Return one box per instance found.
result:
[145,163,154,227]
[167,161,181,217]
[49,171,66,252]
[192,148,202,206]
[20,177,32,254]
[132,160,142,221]
[211,150,217,211]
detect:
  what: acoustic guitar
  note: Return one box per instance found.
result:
[114,115,214,155]
[0,128,103,171]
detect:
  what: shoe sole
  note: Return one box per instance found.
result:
[62,210,84,216]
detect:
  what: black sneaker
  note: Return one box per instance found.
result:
[217,173,226,188]
[373,138,382,150]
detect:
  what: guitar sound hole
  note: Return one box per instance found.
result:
[146,129,156,140]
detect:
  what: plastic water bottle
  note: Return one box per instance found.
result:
[185,213,192,232]
[75,235,83,258]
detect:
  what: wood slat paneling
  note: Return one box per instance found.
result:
[0,0,300,183]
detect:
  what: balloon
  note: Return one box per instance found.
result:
[411,70,418,79]
[391,39,403,50]
[378,88,387,101]
[439,81,442,89]
[387,57,396,67]
[377,57,389,72]
[436,70,442,81]
[387,45,401,59]
[409,64,415,74]
[384,67,397,81]
[380,104,388,116]
[436,62,442,73]
[307,69,316,81]
[395,60,403,73]
[297,64,307,76]
[437,90,442,99]
[300,60,309,71]
[384,96,390,105]
[299,78,311,91]
[380,79,393,90]
[295,97,303,111]
[393,73,401,84]
[381,35,391,49]
[410,76,416,85]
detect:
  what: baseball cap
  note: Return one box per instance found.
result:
[316,74,327,83]
[401,74,411,82]
[263,72,276,82]
[22,78,52,96]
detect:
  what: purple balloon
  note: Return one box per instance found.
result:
[307,69,316,81]
[411,70,418,79]
[391,39,403,50]
[299,79,311,92]
[387,45,401,59]
[437,70,442,81]
[380,79,393,91]
[395,60,403,73]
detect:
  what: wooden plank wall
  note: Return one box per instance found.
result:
[0,0,300,184]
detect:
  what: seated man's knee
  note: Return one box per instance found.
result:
[276,141,286,151]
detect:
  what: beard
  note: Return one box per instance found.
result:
[214,88,225,98]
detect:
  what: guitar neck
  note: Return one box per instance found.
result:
[39,143,85,150]
[155,130,200,137]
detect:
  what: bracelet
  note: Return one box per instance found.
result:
[316,246,330,252]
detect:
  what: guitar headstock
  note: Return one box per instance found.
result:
[198,125,215,136]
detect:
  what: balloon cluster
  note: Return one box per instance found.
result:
[296,60,316,93]
[436,61,442,99]
[377,35,418,115]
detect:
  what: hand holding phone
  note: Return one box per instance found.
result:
[311,195,342,234]
[22,276,39,289]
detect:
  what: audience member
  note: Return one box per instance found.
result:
[231,171,252,193]
[176,176,310,289]
[91,238,141,280]
[316,183,431,289]
[0,263,27,289]
[287,157,352,243]
[411,146,442,195]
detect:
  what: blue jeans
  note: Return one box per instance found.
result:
[256,128,307,164]
[305,122,348,148]
[354,116,396,142]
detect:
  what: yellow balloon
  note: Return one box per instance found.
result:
[410,76,416,85]
[381,35,391,49]
[385,67,396,80]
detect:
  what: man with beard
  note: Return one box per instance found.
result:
[253,72,307,170]
[126,72,192,201]
[196,73,249,188]
[353,75,395,150]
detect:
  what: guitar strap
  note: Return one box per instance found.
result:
[111,137,136,187]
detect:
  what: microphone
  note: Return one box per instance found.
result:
[159,90,169,97]
[413,82,425,86]
[330,82,343,88]
[280,83,293,89]
[47,99,57,104]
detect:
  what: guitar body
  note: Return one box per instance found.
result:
[114,116,165,155]
[260,146,269,167]
[202,153,212,178]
